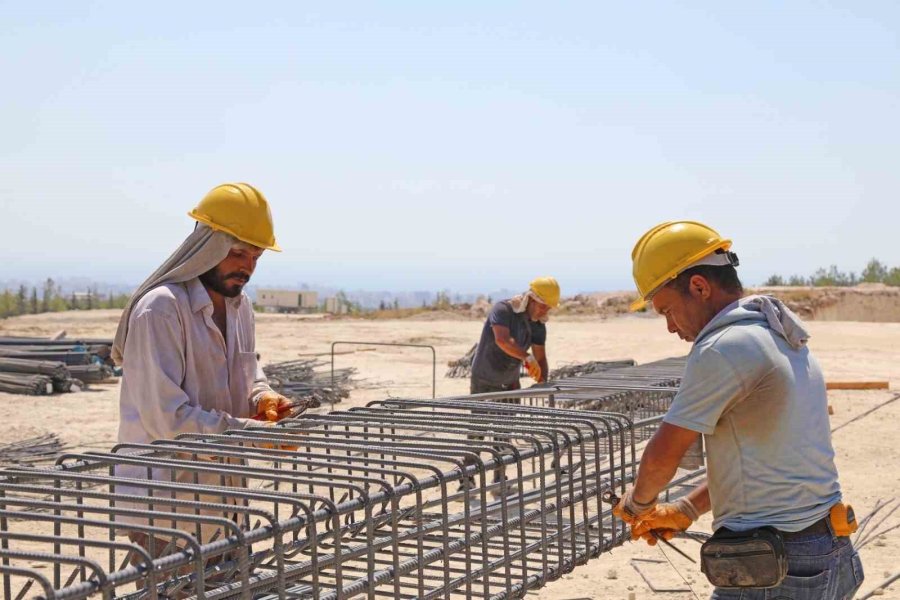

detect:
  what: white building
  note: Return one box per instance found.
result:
[256,289,319,313]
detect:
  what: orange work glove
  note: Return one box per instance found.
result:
[523,355,542,381]
[254,392,294,422]
[631,498,699,545]
[611,488,657,526]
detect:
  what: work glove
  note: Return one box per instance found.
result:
[631,497,699,545]
[611,487,658,526]
[523,355,542,381]
[254,391,295,422]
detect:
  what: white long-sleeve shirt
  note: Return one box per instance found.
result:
[114,277,272,539]
[118,277,271,443]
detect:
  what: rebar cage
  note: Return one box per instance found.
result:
[0,358,701,599]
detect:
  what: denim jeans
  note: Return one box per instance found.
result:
[709,531,864,600]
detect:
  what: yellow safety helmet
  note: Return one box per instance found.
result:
[188,183,281,251]
[630,221,734,311]
[530,276,561,308]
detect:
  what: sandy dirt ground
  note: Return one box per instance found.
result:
[1,309,899,599]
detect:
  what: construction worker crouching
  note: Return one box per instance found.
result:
[111,183,296,569]
[470,276,559,394]
[613,221,864,599]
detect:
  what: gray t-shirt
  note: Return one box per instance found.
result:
[664,295,841,532]
[471,300,547,385]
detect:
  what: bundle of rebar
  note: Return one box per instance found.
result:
[67,363,116,384]
[263,358,356,407]
[0,433,66,467]
[549,359,637,380]
[0,356,69,381]
[0,359,704,600]
[0,372,54,395]
[0,335,119,395]
[445,343,477,378]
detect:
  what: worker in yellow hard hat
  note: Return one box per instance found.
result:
[613,221,863,599]
[463,277,560,492]
[111,183,298,577]
[470,276,559,393]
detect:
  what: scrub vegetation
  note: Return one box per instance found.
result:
[763,258,900,287]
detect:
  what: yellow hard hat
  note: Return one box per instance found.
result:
[188,183,281,251]
[530,276,561,308]
[630,221,732,311]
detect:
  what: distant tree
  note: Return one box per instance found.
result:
[861,259,889,283]
[379,300,387,311]
[49,283,67,312]
[16,285,28,315]
[787,274,807,286]
[0,289,13,318]
[30,287,39,314]
[70,292,78,310]
[763,274,785,286]
[433,291,451,310]
[86,288,94,310]
[40,278,54,313]
[885,267,900,287]
[392,299,399,310]
[809,266,855,287]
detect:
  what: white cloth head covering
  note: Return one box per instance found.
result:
[507,291,551,323]
[112,224,235,365]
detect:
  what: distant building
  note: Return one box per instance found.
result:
[323,297,347,314]
[256,289,319,313]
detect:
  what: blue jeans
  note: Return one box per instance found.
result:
[710,532,864,600]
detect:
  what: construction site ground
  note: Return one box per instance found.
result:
[1,308,898,599]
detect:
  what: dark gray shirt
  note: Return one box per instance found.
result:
[471,300,547,385]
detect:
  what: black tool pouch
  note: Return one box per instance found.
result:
[700,526,788,588]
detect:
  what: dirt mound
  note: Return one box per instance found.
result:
[755,285,900,322]
[556,292,636,318]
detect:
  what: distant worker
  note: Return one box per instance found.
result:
[111,183,296,560]
[470,276,560,393]
[613,221,863,599]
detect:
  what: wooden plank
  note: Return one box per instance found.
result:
[826,381,890,391]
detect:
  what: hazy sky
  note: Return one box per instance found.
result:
[2,1,898,293]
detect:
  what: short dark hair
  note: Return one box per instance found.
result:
[671,265,743,296]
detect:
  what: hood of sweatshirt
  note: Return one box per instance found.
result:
[694,294,810,350]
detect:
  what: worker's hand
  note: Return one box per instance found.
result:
[611,488,658,526]
[631,498,698,545]
[254,391,294,422]
[523,355,542,381]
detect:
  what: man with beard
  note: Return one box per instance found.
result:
[111,182,295,569]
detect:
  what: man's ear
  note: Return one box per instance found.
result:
[689,274,712,299]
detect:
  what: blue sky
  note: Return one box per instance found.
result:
[2,1,898,293]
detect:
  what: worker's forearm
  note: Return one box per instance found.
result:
[686,480,711,515]
[495,337,529,361]
[538,358,549,382]
[633,436,682,504]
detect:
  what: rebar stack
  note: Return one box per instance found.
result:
[445,344,477,379]
[263,359,356,407]
[0,434,67,468]
[0,359,700,599]
[0,336,119,395]
[548,359,636,380]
